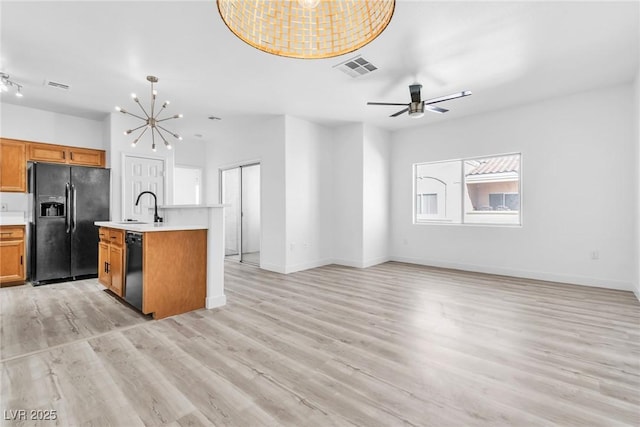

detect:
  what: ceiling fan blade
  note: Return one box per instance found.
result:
[390,107,409,117]
[367,102,409,106]
[425,105,448,114]
[423,90,472,105]
[409,84,422,103]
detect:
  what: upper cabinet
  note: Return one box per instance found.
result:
[27,142,105,167]
[0,139,27,192]
[0,139,106,193]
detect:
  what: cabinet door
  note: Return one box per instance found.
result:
[0,139,26,192]
[68,147,105,167]
[98,241,111,287]
[109,245,124,297]
[0,240,24,284]
[27,143,68,163]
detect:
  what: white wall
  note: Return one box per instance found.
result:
[634,69,640,300]
[0,103,105,149]
[174,139,207,168]
[331,123,364,266]
[204,115,286,273]
[363,124,391,267]
[284,116,333,272]
[391,83,636,291]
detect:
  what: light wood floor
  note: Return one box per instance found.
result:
[1,262,639,426]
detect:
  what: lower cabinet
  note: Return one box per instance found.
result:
[97,227,124,296]
[0,225,26,286]
[96,226,207,319]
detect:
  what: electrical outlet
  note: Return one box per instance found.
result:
[590,250,599,260]
[0,203,8,212]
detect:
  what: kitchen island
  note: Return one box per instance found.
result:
[95,222,207,319]
[96,205,226,319]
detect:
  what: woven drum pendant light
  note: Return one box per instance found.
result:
[217,0,395,59]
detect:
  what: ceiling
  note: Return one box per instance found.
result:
[1,1,638,143]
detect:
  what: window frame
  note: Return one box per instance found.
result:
[413,153,522,227]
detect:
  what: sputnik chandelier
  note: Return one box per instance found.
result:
[217,0,395,59]
[115,75,182,152]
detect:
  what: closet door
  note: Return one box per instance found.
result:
[221,163,260,266]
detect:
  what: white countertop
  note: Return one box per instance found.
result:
[157,204,227,209]
[95,221,207,232]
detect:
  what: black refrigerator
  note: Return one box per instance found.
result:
[28,162,110,284]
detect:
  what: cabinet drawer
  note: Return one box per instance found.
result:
[98,227,109,242]
[108,229,124,246]
[0,226,24,240]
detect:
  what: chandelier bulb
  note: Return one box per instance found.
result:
[115,106,121,112]
[131,142,136,147]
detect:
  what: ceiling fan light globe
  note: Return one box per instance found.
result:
[409,101,425,118]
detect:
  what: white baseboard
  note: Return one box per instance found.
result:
[259,262,287,274]
[331,256,390,269]
[284,258,333,274]
[206,294,227,309]
[362,256,391,268]
[390,256,634,292]
[331,258,366,268]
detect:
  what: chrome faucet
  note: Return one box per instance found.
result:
[135,191,162,223]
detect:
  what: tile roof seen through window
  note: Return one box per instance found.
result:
[467,155,520,176]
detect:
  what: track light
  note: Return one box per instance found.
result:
[0,73,24,98]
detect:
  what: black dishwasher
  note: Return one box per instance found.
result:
[124,232,143,311]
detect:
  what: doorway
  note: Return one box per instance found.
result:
[221,163,260,266]
[174,166,202,205]
[123,155,165,222]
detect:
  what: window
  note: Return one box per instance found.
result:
[414,154,521,225]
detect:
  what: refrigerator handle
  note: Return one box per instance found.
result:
[65,183,71,233]
[72,184,77,232]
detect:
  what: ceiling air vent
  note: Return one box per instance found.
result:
[44,80,71,91]
[333,55,378,78]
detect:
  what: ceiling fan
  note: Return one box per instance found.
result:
[367,84,472,118]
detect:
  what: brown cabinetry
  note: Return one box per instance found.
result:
[27,142,105,167]
[98,227,125,296]
[0,138,106,194]
[0,139,27,192]
[0,225,26,286]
